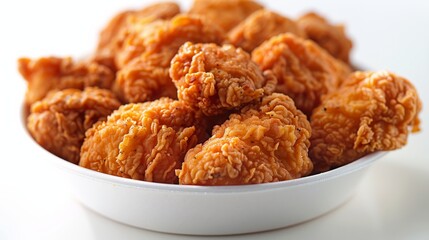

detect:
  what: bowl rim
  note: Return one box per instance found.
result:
[22,105,387,194]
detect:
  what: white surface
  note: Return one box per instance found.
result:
[0,0,428,239]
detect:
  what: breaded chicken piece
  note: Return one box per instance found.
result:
[115,14,225,69]
[229,9,306,52]
[310,71,422,173]
[113,14,225,103]
[189,0,263,32]
[171,42,277,116]
[93,2,180,71]
[79,98,207,184]
[177,93,313,185]
[18,57,115,108]
[297,12,353,63]
[27,88,121,164]
[252,33,351,116]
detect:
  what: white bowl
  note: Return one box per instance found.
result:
[22,111,387,235]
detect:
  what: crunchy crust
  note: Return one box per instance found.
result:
[297,12,353,63]
[229,9,306,52]
[310,71,422,172]
[178,93,313,185]
[27,88,121,164]
[79,98,207,183]
[171,42,277,116]
[252,33,351,116]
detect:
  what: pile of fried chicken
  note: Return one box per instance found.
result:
[20,0,422,185]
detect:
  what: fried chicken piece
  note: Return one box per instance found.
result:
[171,42,277,116]
[113,14,225,103]
[177,93,313,185]
[297,12,353,63]
[251,33,351,116]
[18,57,115,108]
[310,71,422,173]
[115,14,225,69]
[79,98,207,184]
[113,57,177,103]
[93,2,180,71]
[229,9,306,52]
[27,88,121,164]
[189,0,263,32]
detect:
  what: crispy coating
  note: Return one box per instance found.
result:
[310,71,422,173]
[189,0,263,32]
[171,42,277,116]
[113,14,225,103]
[115,14,225,69]
[27,88,121,164]
[18,57,115,108]
[93,2,180,71]
[229,9,306,52]
[79,98,207,183]
[297,12,353,63]
[113,57,177,103]
[178,93,313,185]
[252,33,351,116]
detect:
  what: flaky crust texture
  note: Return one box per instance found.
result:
[93,2,180,71]
[297,12,353,63]
[229,9,306,52]
[79,98,207,184]
[171,42,277,116]
[178,93,313,185]
[115,14,225,69]
[27,88,121,164]
[252,33,351,116]
[189,0,263,32]
[18,57,115,108]
[310,71,422,173]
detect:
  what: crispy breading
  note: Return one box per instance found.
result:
[18,57,115,108]
[297,12,353,63]
[115,14,225,69]
[93,2,180,71]
[27,88,121,164]
[171,42,277,116]
[178,93,313,185]
[79,98,207,183]
[310,71,422,173]
[113,14,225,103]
[252,33,351,116]
[229,9,306,52]
[189,0,263,32]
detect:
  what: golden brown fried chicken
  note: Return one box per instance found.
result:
[113,57,177,103]
[18,57,115,108]
[27,88,121,164]
[177,93,313,185]
[79,98,207,184]
[229,9,306,52]
[115,14,225,69]
[310,71,422,173]
[113,14,225,103]
[93,2,180,71]
[189,0,263,32]
[252,33,351,116]
[171,42,277,116]
[297,12,353,63]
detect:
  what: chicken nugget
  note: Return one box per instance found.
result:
[252,33,351,116]
[310,71,422,173]
[171,42,277,116]
[79,98,207,183]
[178,93,313,185]
[27,88,121,164]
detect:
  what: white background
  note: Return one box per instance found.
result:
[1,0,428,239]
